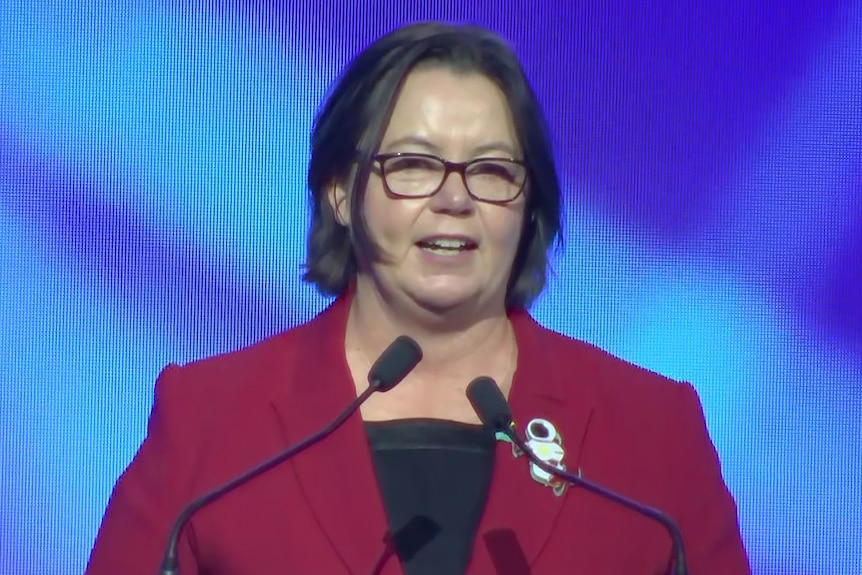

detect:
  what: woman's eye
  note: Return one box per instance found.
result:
[471,162,516,181]
[389,157,439,171]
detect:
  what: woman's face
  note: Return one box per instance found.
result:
[332,66,526,315]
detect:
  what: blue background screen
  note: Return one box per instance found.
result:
[1,2,860,573]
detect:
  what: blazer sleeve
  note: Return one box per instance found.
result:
[85,364,202,575]
[672,381,751,574]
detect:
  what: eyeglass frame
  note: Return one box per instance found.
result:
[369,152,529,205]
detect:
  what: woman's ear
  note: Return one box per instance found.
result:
[326,182,350,226]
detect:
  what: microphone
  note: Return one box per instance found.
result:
[158,335,423,575]
[466,377,688,575]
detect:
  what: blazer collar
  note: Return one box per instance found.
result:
[470,308,596,571]
[269,296,596,574]
[269,294,395,573]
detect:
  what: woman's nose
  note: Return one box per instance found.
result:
[427,170,475,214]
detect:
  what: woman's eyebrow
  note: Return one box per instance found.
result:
[380,135,440,153]
[380,136,518,157]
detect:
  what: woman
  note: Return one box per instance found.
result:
[86,22,750,575]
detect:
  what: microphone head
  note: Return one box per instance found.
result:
[466,376,514,433]
[368,336,423,392]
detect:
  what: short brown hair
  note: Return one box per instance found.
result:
[303,22,563,309]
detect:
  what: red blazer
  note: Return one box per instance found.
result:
[86,295,750,574]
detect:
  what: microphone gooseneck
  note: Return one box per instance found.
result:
[158,335,422,575]
[465,376,688,575]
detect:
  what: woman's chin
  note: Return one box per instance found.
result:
[408,286,482,316]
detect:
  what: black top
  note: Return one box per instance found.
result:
[365,419,496,575]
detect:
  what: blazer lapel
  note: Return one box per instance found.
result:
[266,300,596,574]
[472,310,596,572]
[269,296,399,575]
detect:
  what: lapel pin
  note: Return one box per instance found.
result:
[517,418,568,496]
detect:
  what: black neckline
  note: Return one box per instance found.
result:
[365,418,495,452]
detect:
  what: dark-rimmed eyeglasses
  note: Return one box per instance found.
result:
[371,152,528,204]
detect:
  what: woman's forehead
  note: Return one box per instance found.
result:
[379,67,520,156]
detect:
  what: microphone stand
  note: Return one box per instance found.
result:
[158,385,378,574]
[158,334,422,574]
[502,427,688,575]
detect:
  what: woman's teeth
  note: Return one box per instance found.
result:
[419,239,470,254]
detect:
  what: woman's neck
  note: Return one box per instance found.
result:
[346,281,514,380]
